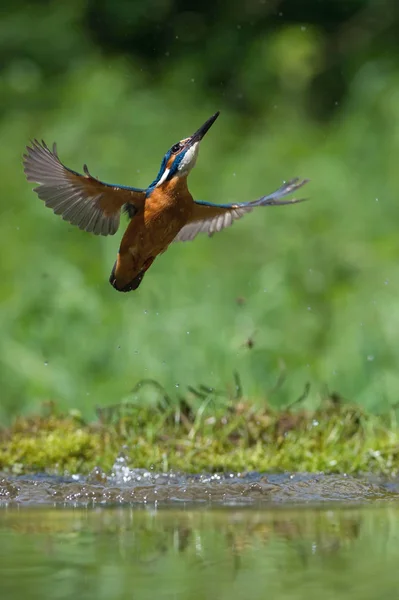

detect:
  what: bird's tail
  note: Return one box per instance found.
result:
[109,261,145,292]
[109,255,154,293]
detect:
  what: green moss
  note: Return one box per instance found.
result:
[1,396,399,476]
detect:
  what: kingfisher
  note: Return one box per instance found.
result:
[23,112,308,292]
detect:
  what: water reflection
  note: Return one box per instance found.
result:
[0,507,399,600]
[0,506,368,556]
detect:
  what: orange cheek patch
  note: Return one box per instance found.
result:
[166,155,175,169]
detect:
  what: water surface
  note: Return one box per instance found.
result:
[1,469,398,506]
[2,469,399,599]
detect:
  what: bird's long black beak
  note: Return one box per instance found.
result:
[188,111,220,146]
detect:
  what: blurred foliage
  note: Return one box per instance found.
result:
[1,0,399,419]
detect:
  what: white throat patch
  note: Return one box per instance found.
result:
[177,142,200,175]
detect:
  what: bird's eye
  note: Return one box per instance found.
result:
[171,143,181,153]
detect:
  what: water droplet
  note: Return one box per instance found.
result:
[175,383,180,388]
[367,355,375,362]
[191,78,195,83]
[44,361,48,366]
[384,280,389,285]
[375,197,379,202]
[301,25,307,31]
[186,331,190,335]
[307,306,311,311]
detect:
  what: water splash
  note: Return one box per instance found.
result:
[0,472,397,507]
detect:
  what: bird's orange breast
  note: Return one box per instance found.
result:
[146,186,191,235]
[112,177,193,290]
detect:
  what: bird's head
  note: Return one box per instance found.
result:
[149,111,220,189]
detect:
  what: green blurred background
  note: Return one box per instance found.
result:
[2,0,399,420]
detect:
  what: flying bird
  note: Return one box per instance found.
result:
[23,112,308,292]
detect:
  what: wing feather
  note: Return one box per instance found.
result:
[174,178,309,242]
[24,140,145,236]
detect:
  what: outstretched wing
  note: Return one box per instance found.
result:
[23,140,146,236]
[174,178,309,242]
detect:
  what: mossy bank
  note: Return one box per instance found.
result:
[1,388,399,476]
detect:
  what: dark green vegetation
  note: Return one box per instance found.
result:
[2,1,399,431]
[2,507,399,599]
[2,385,399,475]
